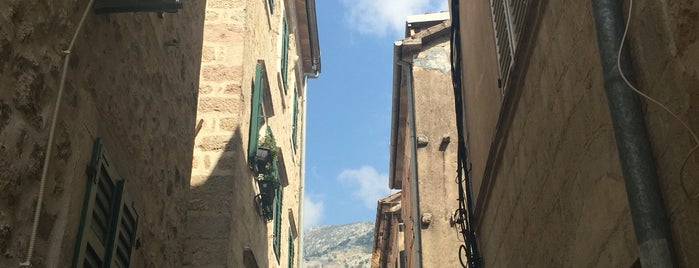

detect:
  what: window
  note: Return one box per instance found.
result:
[287,227,295,268]
[72,138,139,268]
[291,89,299,151]
[267,0,274,14]
[280,18,290,93]
[490,0,532,88]
[249,61,275,163]
[272,184,283,262]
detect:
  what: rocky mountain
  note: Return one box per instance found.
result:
[303,221,374,268]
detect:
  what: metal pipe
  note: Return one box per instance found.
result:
[297,77,308,267]
[590,1,676,267]
[396,58,423,268]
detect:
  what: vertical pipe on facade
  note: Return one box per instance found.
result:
[20,1,94,266]
[396,59,423,268]
[590,1,676,267]
[297,78,308,267]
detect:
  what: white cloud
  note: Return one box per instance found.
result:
[337,166,391,209]
[303,195,324,230]
[341,0,449,37]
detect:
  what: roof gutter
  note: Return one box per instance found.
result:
[304,0,321,78]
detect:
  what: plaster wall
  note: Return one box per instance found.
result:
[458,0,699,266]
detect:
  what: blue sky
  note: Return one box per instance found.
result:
[303,0,448,228]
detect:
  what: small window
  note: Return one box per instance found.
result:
[72,139,139,268]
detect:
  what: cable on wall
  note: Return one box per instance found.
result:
[19,0,94,266]
[618,0,699,199]
[449,0,482,267]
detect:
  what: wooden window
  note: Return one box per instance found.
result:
[72,139,139,268]
[490,0,532,88]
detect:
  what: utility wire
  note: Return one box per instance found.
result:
[450,0,482,267]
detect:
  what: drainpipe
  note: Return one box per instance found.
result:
[395,43,423,268]
[590,1,676,267]
[298,78,308,267]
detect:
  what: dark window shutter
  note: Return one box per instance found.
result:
[287,227,295,268]
[281,19,290,93]
[291,89,298,150]
[248,63,265,163]
[106,186,139,268]
[272,177,283,261]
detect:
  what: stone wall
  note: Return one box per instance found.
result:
[0,0,205,267]
[459,0,699,266]
[186,0,304,266]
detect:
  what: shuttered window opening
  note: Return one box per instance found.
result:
[249,62,266,163]
[72,138,139,268]
[273,184,283,262]
[490,0,532,89]
[291,89,299,151]
[287,227,295,268]
[281,18,290,94]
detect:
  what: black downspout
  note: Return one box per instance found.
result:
[590,1,676,267]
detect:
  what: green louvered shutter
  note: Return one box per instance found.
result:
[248,63,265,163]
[287,228,295,268]
[105,186,139,268]
[72,138,138,268]
[281,19,290,93]
[291,89,298,151]
[272,167,283,262]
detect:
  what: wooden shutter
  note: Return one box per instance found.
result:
[72,139,121,268]
[287,227,295,268]
[272,181,283,261]
[291,89,298,150]
[491,0,514,88]
[105,186,139,268]
[490,0,533,88]
[248,63,265,163]
[281,19,290,93]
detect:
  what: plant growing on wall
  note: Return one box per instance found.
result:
[254,129,280,221]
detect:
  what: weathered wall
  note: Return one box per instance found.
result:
[0,0,205,267]
[459,0,699,266]
[411,37,462,268]
[186,0,304,266]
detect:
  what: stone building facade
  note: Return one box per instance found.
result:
[374,12,462,268]
[0,1,205,267]
[453,0,699,266]
[185,0,319,267]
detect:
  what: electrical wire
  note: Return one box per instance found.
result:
[450,0,482,267]
[19,0,94,266]
[618,0,699,199]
